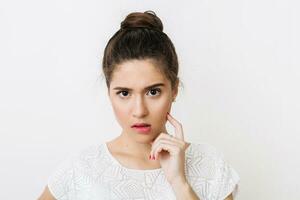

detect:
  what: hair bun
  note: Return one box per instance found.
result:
[120,10,163,32]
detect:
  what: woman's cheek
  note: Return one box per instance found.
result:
[111,102,128,128]
[154,99,172,121]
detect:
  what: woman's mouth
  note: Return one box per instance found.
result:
[131,124,152,134]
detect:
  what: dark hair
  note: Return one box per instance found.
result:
[102,10,180,90]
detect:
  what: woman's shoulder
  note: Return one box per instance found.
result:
[186,142,236,175]
[70,143,108,167]
[48,143,108,179]
[186,142,224,158]
[185,142,240,200]
[47,143,108,199]
[76,143,106,158]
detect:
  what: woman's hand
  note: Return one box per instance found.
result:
[149,112,189,186]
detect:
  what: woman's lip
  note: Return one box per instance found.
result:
[131,123,151,127]
[132,126,152,133]
[132,125,151,127]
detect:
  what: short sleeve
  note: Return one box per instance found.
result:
[186,143,240,200]
[47,156,75,200]
[214,152,240,200]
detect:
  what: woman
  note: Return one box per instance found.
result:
[38,10,239,200]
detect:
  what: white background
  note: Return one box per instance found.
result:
[0,0,299,199]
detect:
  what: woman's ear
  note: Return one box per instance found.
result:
[172,78,179,101]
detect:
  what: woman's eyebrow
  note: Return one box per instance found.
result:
[113,83,165,91]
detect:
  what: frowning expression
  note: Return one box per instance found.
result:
[108,59,178,142]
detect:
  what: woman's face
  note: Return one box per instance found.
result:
[108,59,178,143]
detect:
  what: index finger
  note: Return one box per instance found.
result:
[167,113,184,140]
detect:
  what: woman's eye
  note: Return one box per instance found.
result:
[116,88,161,98]
[116,91,130,97]
[147,88,161,96]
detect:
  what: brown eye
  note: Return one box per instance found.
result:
[116,90,129,97]
[147,88,161,96]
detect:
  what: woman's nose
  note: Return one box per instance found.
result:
[132,96,149,118]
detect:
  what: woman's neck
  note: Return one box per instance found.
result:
[109,126,167,159]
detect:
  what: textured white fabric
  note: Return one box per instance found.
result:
[47,142,240,200]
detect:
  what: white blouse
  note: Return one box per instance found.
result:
[47,142,240,200]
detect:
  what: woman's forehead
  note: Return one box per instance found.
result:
[113,59,162,74]
[110,59,168,86]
